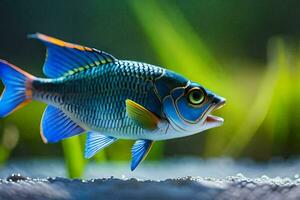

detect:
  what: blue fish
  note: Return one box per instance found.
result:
[0,34,225,170]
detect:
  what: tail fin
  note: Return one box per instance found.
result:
[0,60,35,117]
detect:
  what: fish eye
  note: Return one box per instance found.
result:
[187,88,205,105]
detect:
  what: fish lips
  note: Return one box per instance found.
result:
[204,96,226,129]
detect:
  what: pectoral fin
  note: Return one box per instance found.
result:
[125,99,159,130]
[131,139,154,171]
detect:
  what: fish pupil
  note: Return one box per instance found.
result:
[192,91,201,100]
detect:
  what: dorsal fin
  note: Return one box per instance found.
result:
[29,33,117,78]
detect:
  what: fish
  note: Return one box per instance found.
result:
[0,33,226,170]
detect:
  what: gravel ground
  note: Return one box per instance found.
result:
[1,158,300,199]
[1,174,300,200]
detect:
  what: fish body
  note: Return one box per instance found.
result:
[0,34,226,170]
[33,60,169,140]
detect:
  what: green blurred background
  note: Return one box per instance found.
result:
[1,0,300,177]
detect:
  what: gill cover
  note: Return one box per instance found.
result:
[162,82,212,132]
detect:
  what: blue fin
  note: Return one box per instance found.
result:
[131,139,154,171]
[41,105,84,143]
[84,132,117,159]
[0,60,35,117]
[28,33,117,78]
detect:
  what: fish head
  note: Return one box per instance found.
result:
[161,81,226,135]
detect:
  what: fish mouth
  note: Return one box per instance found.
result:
[205,98,226,126]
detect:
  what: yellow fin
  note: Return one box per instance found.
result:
[125,99,159,130]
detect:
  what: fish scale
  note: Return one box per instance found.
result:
[32,60,164,138]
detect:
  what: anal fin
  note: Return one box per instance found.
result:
[131,139,154,171]
[84,132,117,159]
[41,105,84,143]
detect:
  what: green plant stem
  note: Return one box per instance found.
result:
[62,136,85,178]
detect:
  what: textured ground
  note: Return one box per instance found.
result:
[1,174,300,200]
[1,158,300,200]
